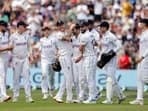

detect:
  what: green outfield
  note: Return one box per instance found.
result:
[0,90,148,111]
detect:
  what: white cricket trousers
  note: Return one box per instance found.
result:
[72,59,82,99]
[137,58,148,100]
[0,54,9,97]
[58,54,73,101]
[41,60,55,94]
[12,57,32,98]
[104,57,123,100]
[79,55,96,100]
[55,59,81,100]
[55,77,65,99]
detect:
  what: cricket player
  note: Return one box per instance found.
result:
[71,23,81,100]
[98,21,125,104]
[39,27,56,99]
[0,20,11,102]
[9,21,34,103]
[87,19,101,100]
[53,20,73,103]
[129,18,148,105]
[75,21,97,104]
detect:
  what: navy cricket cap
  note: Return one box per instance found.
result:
[140,18,148,26]
[0,20,8,27]
[99,21,110,29]
[17,21,27,27]
[56,20,64,26]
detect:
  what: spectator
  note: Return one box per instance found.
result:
[27,9,43,36]
[121,0,133,17]
[75,0,89,21]
[141,5,148,19]
[1,0,12,22]
[94,0,104,22]
[118,51,132,69]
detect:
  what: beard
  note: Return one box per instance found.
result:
[89,27,93,31]
[1,29,6,33]
[81,29,86,33]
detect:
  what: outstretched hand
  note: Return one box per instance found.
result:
[135,57,144,64]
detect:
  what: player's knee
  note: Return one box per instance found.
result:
[143,78,148,85]
[42,75,47,80]
[79,80,86,86]
[106,77,113,83]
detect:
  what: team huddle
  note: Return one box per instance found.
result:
[0,18,148,105]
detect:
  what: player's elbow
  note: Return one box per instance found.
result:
[79,45,84,52]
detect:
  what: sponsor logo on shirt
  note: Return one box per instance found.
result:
[1,41,9,45]
[42,45,51,48]
[16,42,27,46]
[73,44,80,48]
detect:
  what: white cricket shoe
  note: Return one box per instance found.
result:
[49,91,54,97]
[42,93,49,100]
[1,96,11,102]
[12,97,18,103]
[129,99,143,105]
[53,96,63,103]
[26,97,34,103]
[66,100,73,104]
[102,100,113,104]
[83,99,96,104]
[73,99,82,103]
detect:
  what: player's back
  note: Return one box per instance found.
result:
[54,31,73,56]
[89,29,100,55]
[90,29,100,41]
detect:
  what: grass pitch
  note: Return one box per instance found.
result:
[0,90,148,111]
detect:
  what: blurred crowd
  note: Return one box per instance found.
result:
[0,0,147,69]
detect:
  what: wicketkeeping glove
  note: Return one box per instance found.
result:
[97,50,116,68]
[51,59,61,72]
